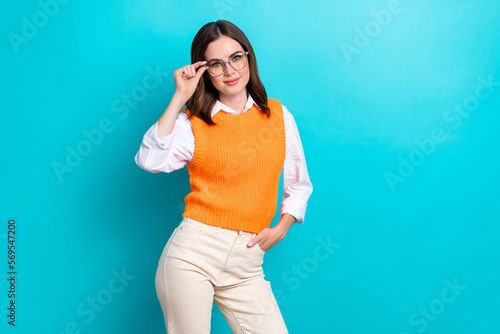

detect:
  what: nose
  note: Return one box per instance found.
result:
[224,61,236,76]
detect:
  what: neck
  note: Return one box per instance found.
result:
[218,90,248,114]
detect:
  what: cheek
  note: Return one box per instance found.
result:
[209,76,223,88]
[243,68,251,84]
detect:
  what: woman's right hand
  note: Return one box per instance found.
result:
[173,61,207,102]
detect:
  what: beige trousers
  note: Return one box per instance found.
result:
[155,216,289,334]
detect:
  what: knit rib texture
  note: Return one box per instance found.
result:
[181,98,286,233]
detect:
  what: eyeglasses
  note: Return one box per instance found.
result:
[202,51,249,77]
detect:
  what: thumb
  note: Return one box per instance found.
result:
[194,64,207,81]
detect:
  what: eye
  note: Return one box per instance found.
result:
[209,62,222,68]
[231,55,242,61]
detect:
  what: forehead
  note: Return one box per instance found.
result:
[204,36,244,60]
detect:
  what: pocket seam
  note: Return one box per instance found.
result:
[256,243,266,254]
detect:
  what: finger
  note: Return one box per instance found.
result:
[173,68,183,79]
[188,65,196,78]
[176,67,189,80]
[247,236,260,247]
[184,66,194,80]
[194,65,207,80]
[193,60,208,69]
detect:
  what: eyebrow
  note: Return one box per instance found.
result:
[206,50,244,62]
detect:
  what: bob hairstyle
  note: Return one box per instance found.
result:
[185,20,270,125]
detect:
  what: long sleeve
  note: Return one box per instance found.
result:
[134,100,313,224]
[280,105,313,224]
[134,112,194,173]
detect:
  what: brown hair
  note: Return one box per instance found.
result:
[185,20,270,125]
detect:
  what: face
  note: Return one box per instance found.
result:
[204,35,250,100]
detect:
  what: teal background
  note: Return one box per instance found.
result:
[2,0,499,333]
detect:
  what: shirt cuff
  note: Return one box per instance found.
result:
[142,121,174,150]
[280,199,308,224]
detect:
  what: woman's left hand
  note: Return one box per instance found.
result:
[247,214,296,252]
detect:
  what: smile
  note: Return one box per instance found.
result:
[223,78,240,86]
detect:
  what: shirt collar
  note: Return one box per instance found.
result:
[210,94,261,118]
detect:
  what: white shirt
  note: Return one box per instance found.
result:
[134,95,313,224]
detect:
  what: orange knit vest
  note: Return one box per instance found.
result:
[181,98,286,233]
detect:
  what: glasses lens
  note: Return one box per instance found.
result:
[229,52,247,70]
[207,61,224,76]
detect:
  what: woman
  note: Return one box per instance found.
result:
[134,20,313,334]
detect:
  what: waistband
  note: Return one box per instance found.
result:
[183,217,256,237]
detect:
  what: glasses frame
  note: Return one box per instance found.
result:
[202,51,250,77]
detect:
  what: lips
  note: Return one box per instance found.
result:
[223,78,240,85]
